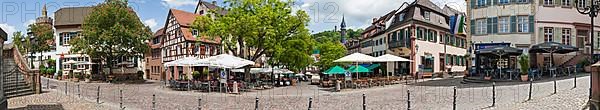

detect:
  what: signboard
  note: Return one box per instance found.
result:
[344,71,351,81]
[219,71,226,83]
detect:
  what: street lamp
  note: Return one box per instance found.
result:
[576,0,599,101]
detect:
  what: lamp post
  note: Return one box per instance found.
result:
[30,37,37,69]
[576,0,599,101]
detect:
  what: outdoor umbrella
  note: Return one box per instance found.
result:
[374,54,411,82]
[476,46,523,76]
[324,66,347,75]
[347,65,370,73]
[529,42,578,69]
[334,53,378,79]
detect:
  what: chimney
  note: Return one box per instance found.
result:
[212,0,217,4]
[334,26,337,32]
[373,18,377,23]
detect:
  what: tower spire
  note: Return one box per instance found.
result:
[340,15,347,44]
[42,4,47,17]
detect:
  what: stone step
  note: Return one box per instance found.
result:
[6,89,34,99]
[4,85,31,92]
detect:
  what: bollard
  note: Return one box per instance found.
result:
[255,97,259,110]
[197,98,201,110]
[120,89,123,109]
[152,94,156,110]
[453,86,456,110]
[46,78,49,89]
[362,94,366,110]
[97,86,100,103]
[492,82,495,107]
[553,74,557,94]
[77,84,81,98]
[574,73,577,88]
[407,90,411,110]
[65,82,68,95]
[528,81,532,101]
[308,97,313,110]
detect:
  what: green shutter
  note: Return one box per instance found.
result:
[433,32,438,43]
[587,0,591,8]
[492,17,498,34]
[487,18,493,34]
[417,28,422,40]
[471,0,476,8]
[470,20,476,35]
[554,27,561,42]
[493,0,499,5]
[487,0,492,6]
[529,15,535,33]
[555,0,561,6]
[510,16,517,33]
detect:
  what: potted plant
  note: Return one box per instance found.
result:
[518,55,529,81]
[203,69,210,81]
[84,74,91,82]
[73,74,81,82]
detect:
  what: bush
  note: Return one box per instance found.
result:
[74,74,81,79]
[192,71,201,80]
[39,65,46,74]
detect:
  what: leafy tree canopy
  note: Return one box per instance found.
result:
[315,41,346,70]
[70,0,150,74]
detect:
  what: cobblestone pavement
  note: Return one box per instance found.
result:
[8,90,115,110]
[37,75,590,110]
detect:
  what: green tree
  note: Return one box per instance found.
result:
[193,0,312,80]
[28,23,54,68]
[315,41,346,70]
[70,0,151,75]
[347,29,364,38]
[11,31,26,53]
[312,30,340,43]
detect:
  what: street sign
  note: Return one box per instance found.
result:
[345,71,351,81]
[220,71,226,79]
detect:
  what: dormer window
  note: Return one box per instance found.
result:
[192,29,199,36]
[423,11,431,21]
[199,10,205,15]
[398,13,405,22]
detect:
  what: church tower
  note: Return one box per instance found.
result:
[340,15,346,44]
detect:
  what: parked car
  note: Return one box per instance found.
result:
[310,74,320,85]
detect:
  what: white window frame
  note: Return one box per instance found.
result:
[562,0,571,6]
[544,0,553,5]
[499,0,509,4]
[578,0,586,8]
[517,0,528,3]
[517,16,529,33]
[498,17,509,33]
[544,27,554,42]
[423,11,431,21]
[476,19,487,35]
[562,28,571,45]
[477,0,487,6]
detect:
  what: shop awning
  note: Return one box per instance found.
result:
[348,65,370,73]
[324,66,347,75]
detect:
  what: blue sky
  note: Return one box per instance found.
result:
[0,0,465,43]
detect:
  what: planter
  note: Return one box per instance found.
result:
[484,76,492,80]
[520,75,528,82]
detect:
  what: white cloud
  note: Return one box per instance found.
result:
[23,19,36,27]
[0,23,18,43]
[161,0,197,8]
[143,19,158,31]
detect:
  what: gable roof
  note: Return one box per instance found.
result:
[54,7,94,26]
[414,0,447,16]
[153,27,165,37]
[0,27,6,41]
[194,1,228,15]
[170,9,201,27]
[442,5,464,16]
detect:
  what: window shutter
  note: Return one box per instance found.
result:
[554,27,562,42]
[493,0,499,5]
[539,0,544,5]
[433,32,438,43]
[571,29,575,45]
[487,0,492,6]
[510,16,517,33]
[587,0,591,7]
[571,0,576,7]
[59,33,63,45]
[492,17,498,34]
[470,20,476,35]
[539,27,544,42]
[555,0,561,6]
[510,0,516,3]
[487,18,493,34]
[529,15,535,33]
[471,0,476,8]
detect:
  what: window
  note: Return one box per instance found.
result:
[517,16,529,33]
[421,56,434,72]
[544,0,553,5]
[477,0,486,7]
[423,11,430,21]
[398,13,405,22]
[562,29,571,45]
[498,17,509,33]
[544,27,554,42]
[578,0,586,8]
[517,0,528,3]
[417,28,423,40]
[562,0,571,6]
[476,19,487,35]
[192,29,199,36]
[499,0,509,4]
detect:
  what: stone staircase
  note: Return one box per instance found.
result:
[3,58,34,98]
